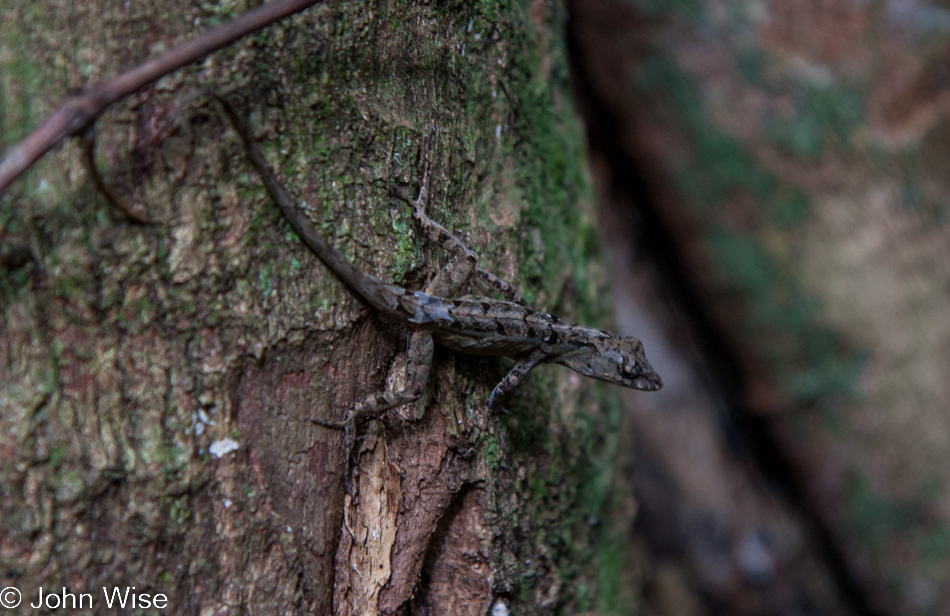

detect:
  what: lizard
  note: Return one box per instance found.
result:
[205,93,663,469]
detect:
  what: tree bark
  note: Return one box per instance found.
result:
[1,1,643,614]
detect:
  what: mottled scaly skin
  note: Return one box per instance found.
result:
[424,296,659,388]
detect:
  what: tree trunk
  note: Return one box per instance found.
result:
[0,1,643,614]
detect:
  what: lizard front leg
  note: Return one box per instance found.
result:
[312,331,434,478]
[488,348,550,408]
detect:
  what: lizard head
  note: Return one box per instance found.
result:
[555,335,663,391]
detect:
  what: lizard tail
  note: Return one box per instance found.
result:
[194,90,413,320]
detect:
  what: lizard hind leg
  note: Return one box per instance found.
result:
[473,267,529,307]
[311,331,434,482]
[394,134,479,299]
[406,136,528,305]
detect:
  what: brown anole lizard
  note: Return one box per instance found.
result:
[209,94,663,465]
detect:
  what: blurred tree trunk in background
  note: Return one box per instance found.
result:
[570,0,950,615]
[0,1,644,613]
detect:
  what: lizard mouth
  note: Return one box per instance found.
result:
[638,370,663,391]
[627,358,663,391]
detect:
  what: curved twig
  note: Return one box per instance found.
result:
[0,0,321,195]
[79,126,151,224]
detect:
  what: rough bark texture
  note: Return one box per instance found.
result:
[1,1,643,614]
